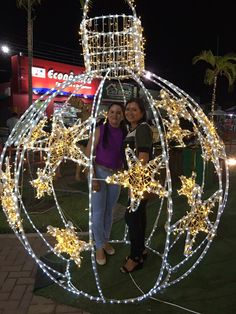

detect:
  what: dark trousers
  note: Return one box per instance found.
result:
[125,199,147,261]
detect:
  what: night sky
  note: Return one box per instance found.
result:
[1,0,236,107]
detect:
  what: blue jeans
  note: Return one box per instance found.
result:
[92,165,121,249]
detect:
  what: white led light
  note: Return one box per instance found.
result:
[0,0,229,305]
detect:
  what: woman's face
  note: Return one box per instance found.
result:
[107,104,124,127]
[125,101,144,125]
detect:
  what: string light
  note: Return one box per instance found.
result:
[106,147,167,211]
[80,0,145,79]
[0,158,23,231]
[173,172,221,255]
[47,223,91,267]
[0,0,229,304]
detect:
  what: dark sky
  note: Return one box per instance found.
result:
[1,0,236,106]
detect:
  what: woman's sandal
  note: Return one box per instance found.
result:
[120,258,143,273]
[125,250,148,262]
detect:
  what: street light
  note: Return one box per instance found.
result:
[1,45,10,55]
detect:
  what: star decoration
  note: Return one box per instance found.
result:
[154,90,194,146]
[173,173,221,256]
[44,116,92,171]
[164,118,192,147]
[0,159,23,231]
[47,223,91,267]
[106,147,167,211]
[30,169,54,199]
[178,172,202,206]
[24,117,49,149]
[194,125,225,163]
[27,116,94,197]
[193,109,225,163]
[155,90,192,121]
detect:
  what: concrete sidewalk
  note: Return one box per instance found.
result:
[0,234,90,314]
[0,203,126,314]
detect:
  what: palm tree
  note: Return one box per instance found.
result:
[192,50,236,113]
[16,0,43,107]
[79,0,85,7]
[79,0,93,10]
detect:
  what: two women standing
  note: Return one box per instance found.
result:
[86,98,152,272]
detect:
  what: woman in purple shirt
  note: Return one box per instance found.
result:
[86,103,126,265]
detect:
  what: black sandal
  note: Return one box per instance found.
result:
[125,250,148,262]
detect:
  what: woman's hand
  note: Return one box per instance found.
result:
[92,179,100,192]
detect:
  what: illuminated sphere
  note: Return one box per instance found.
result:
[0,0,229,304]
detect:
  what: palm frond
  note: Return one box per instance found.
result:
[16,0,42,10]
[192,50,215,67]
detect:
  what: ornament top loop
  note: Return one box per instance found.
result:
[80,0,144,79]
[82,0,137,19]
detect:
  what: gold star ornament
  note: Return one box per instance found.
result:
[47,223,91,268]
[106,147,167,211]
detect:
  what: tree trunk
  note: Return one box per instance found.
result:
[211,75,217,115]
[27,0,33,107]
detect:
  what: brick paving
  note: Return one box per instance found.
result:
[0,202,126,314]
[0,234,90,314]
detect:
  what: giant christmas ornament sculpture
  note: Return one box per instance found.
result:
[0,0,229,304]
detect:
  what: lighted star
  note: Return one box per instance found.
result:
[155,90,192,121]
[178,172,201,206]
[30,169,54,199]
[106,147,167,211]
[193,109,225,163]
[23,117,49,148]
[0,159,23,231]
[173,173,221,256]
[47,223,91,267]
[194,125,225,163]
[44,116,92,171]
[164,119,192,147]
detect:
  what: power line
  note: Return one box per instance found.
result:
[1,34,84,66]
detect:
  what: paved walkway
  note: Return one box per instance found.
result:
[0,203,126,314]
[0,233,90,314]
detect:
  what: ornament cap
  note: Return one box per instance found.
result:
[80,0,145,79]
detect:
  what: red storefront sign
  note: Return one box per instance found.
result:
[11,55,99,98]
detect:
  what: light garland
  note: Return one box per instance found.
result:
[154,90,194,146]
[106,147,167,211]
[30,168,54,199]
[0,0,229,305]
[174,172,221,255]
[26,115,93,197]
[0,158,23,231]
[47,223,91,267]
[80,0,145,79]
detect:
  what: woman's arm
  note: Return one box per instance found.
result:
[85,127,101,192]
[138,152,149,165]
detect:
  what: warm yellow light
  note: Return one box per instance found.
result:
[47,224,90,267]
[106,147,167,211]
[0,159,23,231]
[226,158,236,166]
[175,173,220,256]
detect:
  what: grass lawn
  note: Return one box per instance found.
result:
[33,168,235,314]
[1,159,235,313]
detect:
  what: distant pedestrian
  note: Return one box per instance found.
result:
[6,112,19,132]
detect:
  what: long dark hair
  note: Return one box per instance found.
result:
[102,103,126,148]
[125,97,147,127]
